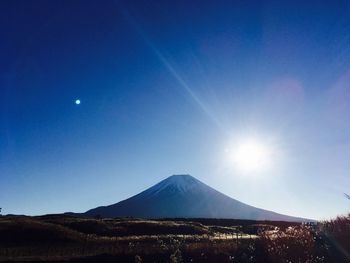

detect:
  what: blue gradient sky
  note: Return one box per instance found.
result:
[1,0,350,220]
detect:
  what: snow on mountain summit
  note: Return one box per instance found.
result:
[149,174,205,194]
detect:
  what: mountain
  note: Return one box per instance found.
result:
[85,174,306,222]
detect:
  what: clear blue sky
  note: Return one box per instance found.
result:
[1,0,350,220]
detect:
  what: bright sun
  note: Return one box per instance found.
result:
[227,139,272,173]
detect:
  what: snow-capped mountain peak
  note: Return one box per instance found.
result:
[149,174,204,194]
[84,174,307,222]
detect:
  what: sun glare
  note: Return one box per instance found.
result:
[227,139,272,173]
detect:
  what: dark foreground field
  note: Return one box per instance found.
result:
[0,215,349,263]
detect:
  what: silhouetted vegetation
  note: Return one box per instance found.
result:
[0,215,349,262]
[344,193,350,200]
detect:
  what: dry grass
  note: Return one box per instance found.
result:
[0,215,350,262]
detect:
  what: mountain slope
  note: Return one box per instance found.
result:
[85,174,305,222]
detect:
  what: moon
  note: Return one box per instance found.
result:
[75,99,81,105]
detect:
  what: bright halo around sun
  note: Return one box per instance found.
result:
[227,138,273,173]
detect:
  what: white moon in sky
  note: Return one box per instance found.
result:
[75,99,81,105]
